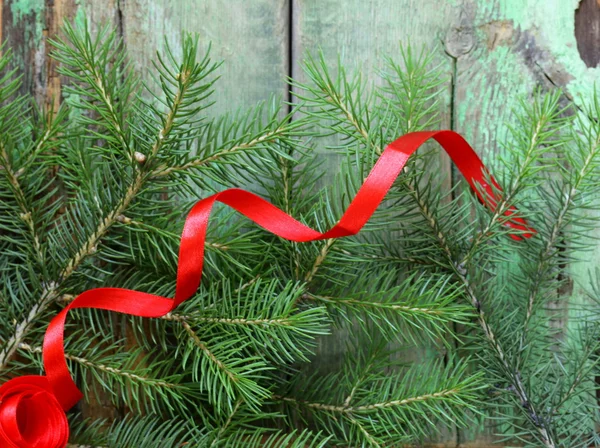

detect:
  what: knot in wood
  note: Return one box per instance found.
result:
[445,26,475,58]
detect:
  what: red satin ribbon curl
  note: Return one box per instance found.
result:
[0,130,533,447]
[0,376,69,447]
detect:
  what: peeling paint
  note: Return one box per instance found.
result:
[473,0,598,105]
[10,0,44,24]
[10,0,45,45]
[73,0,87,30]
[480,20,515,50]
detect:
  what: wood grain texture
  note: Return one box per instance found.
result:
[2,0,47,102]
[120,0,290,115]
[44,0,77,111]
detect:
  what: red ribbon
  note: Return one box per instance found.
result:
[0,376,69,447]
[0,130,533,447]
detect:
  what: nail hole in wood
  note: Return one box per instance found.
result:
[575,0,600,67]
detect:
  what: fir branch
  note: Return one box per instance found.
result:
[168,280,329,410]
[346,415,382,448]
[177,315,271,412]
[150,124,290,178]
[70,416,205,448]
[215,428,329,448]
[209,399,242,448]
[524,109,600,326]
[307,271,472,346]
[0,174,143,370]
[0,26,286,378]
[61,176,144,280]
[18,343,179,390]
[16,331,193,416]
[0,145,44,262]
[277,387,465,413]
[551,333,600,415]
[295,50,454,280]
[0,286,58,371]
[0,27,213,374]
[51,21,134,158]
[304,238,335,283]
[279,352,483,446]
[16,107,61,176]
[180,319,238,383]
[462,92,568,265]
[178,280,329,364]
[454,266,556,447]
[343,353,376,408]
[115,214,230,251]
[194,316,295,326]
[0,50,48,273]
[312,295,452,316]
[295,50,558,447]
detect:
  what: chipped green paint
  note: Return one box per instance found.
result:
[73,0,88,30]
[10,0,44,45]
[453,0,600,443]
[10,0,45,47]
[473,0,599,104]
[10,0,44,24]
[456,45,536,159]
[4,0,46,101]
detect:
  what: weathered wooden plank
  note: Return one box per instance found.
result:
[449,0,600,443]
[0,0,120,106]
[44,0,78,111]
[293,0,460,444]
[120,0,290,115]
[2,0,51,103]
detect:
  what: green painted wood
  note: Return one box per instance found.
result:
[0,0,121,106]
[120,0,290,115]
[1,0,53,104]
[449,0,600,443]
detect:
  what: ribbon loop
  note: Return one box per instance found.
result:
[0,376,69,448]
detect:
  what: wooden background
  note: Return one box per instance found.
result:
[2,0,600,446]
